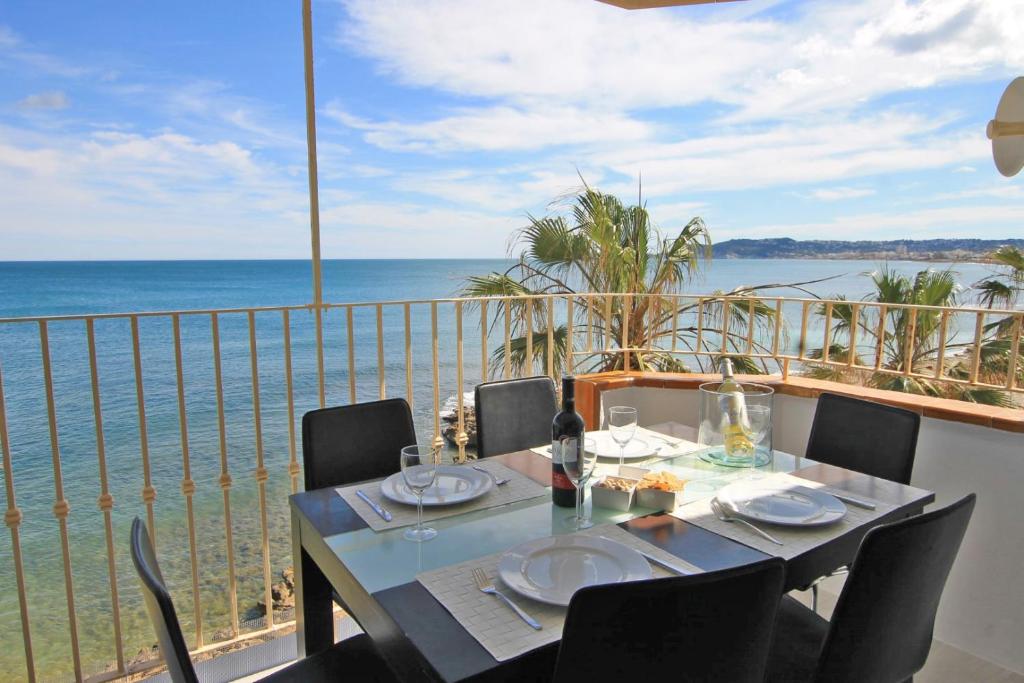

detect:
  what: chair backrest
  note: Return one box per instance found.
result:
[129,517,199,683]
[805,392,920,484]
[813,494,976,683]
[474,376,557,458]
[553,557,786,683]
[302,398,416,490]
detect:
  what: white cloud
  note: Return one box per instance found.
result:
[0,125,313,258]
[806,186,876,201]
[592,113,987,196]
[324,103,651,152]
[15,91,69,110]
[339,0,1023,119]
[387,166,600,213]
[644,200,708,227]
[0,25,92,78]
[319,201,518,258]
[0,25,18,49]
[953,165,977,173]
[929,184,1024,201]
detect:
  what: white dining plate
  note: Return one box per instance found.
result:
[497,535,652,606]
[379,465,494,507]
[588,431,656,460]
[716,481,846,527]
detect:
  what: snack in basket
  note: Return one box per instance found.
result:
[595,476,636,492]
[636,471,686,492]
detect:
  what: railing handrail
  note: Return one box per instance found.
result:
[0,292,1019,325]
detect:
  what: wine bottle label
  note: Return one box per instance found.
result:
[552,470,574,491]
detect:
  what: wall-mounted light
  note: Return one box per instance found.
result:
[988,77,1024,178]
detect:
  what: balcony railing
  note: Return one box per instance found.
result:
[0,293,1020,682]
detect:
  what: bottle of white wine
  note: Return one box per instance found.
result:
[719,359,753,457]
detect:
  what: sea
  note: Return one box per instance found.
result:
[0,258,998,681]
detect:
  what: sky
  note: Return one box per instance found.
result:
[0,0,1021,260]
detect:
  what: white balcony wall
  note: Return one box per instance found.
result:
[599,386,1024,675]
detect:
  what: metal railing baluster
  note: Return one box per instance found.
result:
[129,316,157,544]
[39,321,84,682]
[0,358,36,682]
[283,310,300,494]
[172,315,204,647]
[247,312,274,630]
[210,314,239,636]
[85,319,124,674]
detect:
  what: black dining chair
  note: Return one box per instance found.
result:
[474,376,557,458]
[302,398,416,490]
[553,557,786,683]
[804,392,921,610]
[129,518,397,683]
[806,392,920,485]
[768,493,976,683]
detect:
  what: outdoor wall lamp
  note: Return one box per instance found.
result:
[988,77,1024,177]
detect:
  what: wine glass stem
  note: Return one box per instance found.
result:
[619,446,625,473]
[576,485,583,526]
[416,492,424,531]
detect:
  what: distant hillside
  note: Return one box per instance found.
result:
[712,238,1024,261]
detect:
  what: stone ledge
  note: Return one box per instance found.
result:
[575,372,1024,434]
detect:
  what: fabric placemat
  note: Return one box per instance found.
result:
[415,523,703,662]
[530,427,704,461]
[670,472,897,559]
[336,459,547,532]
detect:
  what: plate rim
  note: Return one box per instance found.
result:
[379,465,494,507]
[497,534,652,606]
[589,434,655,460]
[716,482,846,527]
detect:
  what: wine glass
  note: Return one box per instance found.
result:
[400,444,439,542]
[744,405,771,476]
[563,437,598,530]
[608,406,638,474]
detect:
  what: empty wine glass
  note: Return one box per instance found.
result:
[745,405,771,476]
[400,444,439,542]
[608,406,638,474]
[563,437,598,530]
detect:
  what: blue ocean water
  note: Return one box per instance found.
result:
[0,258,997,681]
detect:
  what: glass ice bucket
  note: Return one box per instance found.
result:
[697,382,774,467]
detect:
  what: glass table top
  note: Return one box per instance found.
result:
[324,447,814,594]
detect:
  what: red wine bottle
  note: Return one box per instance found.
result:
[552,376,584,508]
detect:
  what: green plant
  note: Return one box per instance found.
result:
[463,184,807,377]
[806,266,1019,406]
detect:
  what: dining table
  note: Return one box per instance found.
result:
[289,420,935,682]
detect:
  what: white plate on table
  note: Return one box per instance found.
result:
[716,481,846,527]
[497,535,652,606]
[379,465,493,507]
[588,432,656,460]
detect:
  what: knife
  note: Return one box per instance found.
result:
[828,491,877,511]
[637,548,693,575]
[356,489,392,522]
[599,536,692,575]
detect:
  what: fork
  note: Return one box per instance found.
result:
[472,568,542,630]
[473,465,509,486]
[710,497,784,546]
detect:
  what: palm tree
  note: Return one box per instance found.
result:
[463,185,809,378]
[806,266,1018,406]
[974,246,1024,310]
